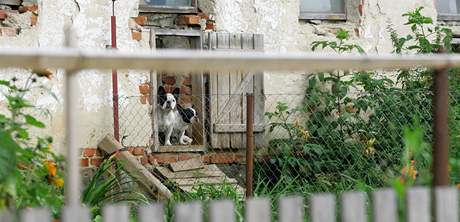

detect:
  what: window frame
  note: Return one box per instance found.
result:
[299,0,348,21]
[139,0,197,13]
[437,0,460,21]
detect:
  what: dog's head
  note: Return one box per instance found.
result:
[158,86,180,111]
[177,104,197,124]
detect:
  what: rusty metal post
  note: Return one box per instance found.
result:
[433,67,450,186]
[246,93,254,197]
[111,0,120,141]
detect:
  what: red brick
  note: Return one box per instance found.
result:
[82,148,97,157]
[128,147,135,153]
[162,75,176,85]
[206,22,215,30]
[176,15,201,26]
[133,147,145,156]
[0,10,6,20]
[26,5,38,14]
[179,95,192,105]
[134,16,147,26]
[209,153,235,164]
[234,153,246,163]
[0,27,18,37]
[80,159,89,167]
[164,85,177,94]
[30,15,37,26]
[91,158,102,167]
[180,85,192,95]
[182,75,192,86]
[358,4,364,16]
[131,30,142,41]
[150,154,178,164]
[202,154,211,164]
[140,156,149,165]
[178,153,201,161]
[139,83,150,95]
[197,12,209,20]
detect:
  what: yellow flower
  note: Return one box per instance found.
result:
[51,177,64,188]
[364,138,376,156]
[456,184,460,189]
[44,160,57,177]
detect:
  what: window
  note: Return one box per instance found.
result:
[300,0,346,20]
[139,0,197,13]
[437,0,460,20]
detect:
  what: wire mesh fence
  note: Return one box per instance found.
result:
[113,71,460,203]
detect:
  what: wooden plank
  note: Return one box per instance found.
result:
[172,177,237,186]
[156,164,225,179]
[310,194,335,222]
[407,187,430,222]
[241,34,254,148]
[214,124,265,133]
[246,198,271,222]
[229,34,243,149]
[217,33,230,49]
[435,187,458,222]
[209,200,235,222]
[279,196,304,222]
[342,192,366,222]
[154,28,202,37]
[20,208,51,222]
[175,202,202,222]
[232,34,244,149]
[139,203,164,222]
[157,145,204,153]
[103,204,130,222]
[98,134,172,200]
[62,205,91,222]
[169,157,204,172]
[372,188,397,222]
[191,72,205,146]
[210,69,219,148]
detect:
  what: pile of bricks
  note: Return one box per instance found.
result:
[0,1,38,37]
[80,146,245,169]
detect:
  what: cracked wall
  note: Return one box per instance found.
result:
[0,0,455,152]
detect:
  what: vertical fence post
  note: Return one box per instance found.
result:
[111,0,120,142]
[246,93,254,197]
[64,27,81,206]
[433,67,449,186]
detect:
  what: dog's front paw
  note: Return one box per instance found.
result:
[165,140,172,146]
[180,136,193,145]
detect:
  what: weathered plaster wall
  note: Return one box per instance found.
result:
[202,0,437,98]
[0,0,151,153]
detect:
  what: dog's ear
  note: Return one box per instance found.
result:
[191,104,195,109]
[158,86,166,95]
[172,88,180,99]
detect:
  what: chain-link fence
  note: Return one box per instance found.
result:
[113,71,460,202]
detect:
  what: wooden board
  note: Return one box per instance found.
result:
[169,157,204,172]
[171,177,237,186]
[180,184,244,193]
[98,134,172,200]
[206,32,265,150]
[157,165,225,179]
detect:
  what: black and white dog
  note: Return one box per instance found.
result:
[157,86,197,146]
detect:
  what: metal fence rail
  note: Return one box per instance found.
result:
[3,187,458,222]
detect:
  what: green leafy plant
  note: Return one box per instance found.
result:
[0,73,64,218]
[82,157,149,217]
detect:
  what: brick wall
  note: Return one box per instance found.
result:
[137,74,193,106]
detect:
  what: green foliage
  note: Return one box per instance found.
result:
[260,7,460,196]
[0,74,64,217]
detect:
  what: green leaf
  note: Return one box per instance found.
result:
[0,130,18,184]
[25,115,46,128]
[336,29,349,40]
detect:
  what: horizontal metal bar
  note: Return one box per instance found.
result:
[0,48,458,73]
